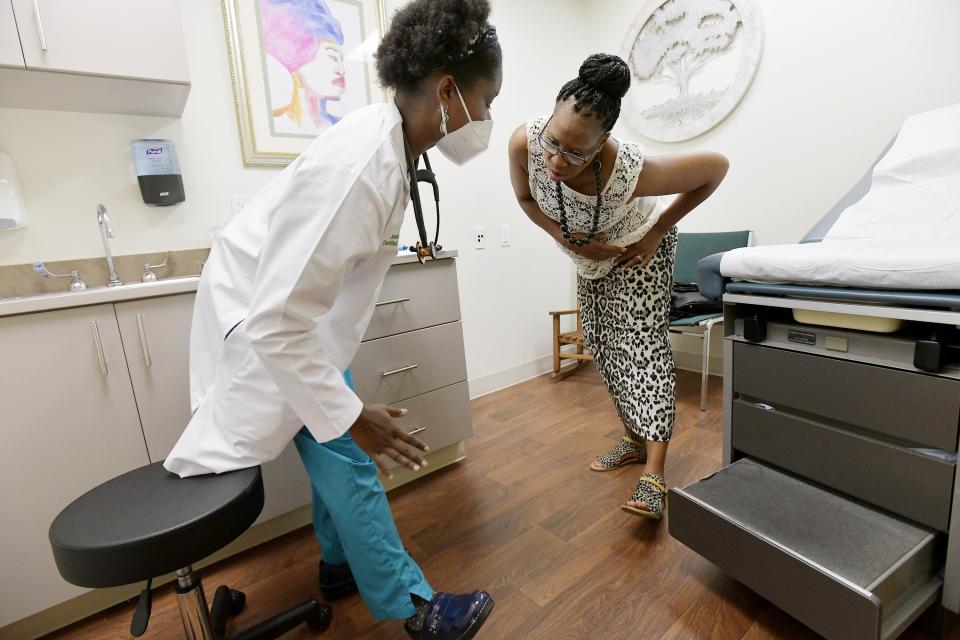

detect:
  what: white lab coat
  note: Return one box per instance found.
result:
[164,102,410,477]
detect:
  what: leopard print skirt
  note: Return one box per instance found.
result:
[577,228,678,443]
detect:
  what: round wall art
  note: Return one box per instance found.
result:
[620,0,764,142]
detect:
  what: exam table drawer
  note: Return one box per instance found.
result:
[384,382,473,468]
[733,342,960,450]
[670,459,943,640]
[364,260,461,341]
[732,399,955,531]
[353,322,467,405]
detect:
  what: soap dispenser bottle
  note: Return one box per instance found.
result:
[131,139,185,206]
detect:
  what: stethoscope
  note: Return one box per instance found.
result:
[403,134,442,263]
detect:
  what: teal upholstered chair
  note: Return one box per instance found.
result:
[671,231,752,410]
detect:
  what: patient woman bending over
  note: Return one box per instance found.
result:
[509,54,728,520]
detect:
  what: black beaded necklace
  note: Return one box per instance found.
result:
[558,155,603,247]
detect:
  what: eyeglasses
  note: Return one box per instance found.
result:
[537,117,603,166]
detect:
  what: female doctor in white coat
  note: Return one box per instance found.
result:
[164,1,501,637]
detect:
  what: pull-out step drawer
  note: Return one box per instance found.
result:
[670,459,943,640]
[732,399,956,531]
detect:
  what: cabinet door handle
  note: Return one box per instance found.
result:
[90,321,108,376]
[381,363,418,377]
[407,426,427,436]
[375,297,410,307]
[136,313,152,367]
[31,0,48,51]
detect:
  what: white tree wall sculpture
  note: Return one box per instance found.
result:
[621,0,763,142]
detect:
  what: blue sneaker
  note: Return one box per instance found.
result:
[405,591,495,640]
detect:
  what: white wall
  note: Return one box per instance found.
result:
[0,0,583,395]
[584,0,960,370]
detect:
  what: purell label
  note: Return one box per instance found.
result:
[146,147,164,156]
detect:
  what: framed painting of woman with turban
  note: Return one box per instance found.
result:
[223,0,387,166]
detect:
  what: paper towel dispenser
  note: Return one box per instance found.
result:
[0,152,28,230]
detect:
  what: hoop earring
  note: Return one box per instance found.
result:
[440,105,450,136]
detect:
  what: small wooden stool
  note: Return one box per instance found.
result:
[549,306,593,380]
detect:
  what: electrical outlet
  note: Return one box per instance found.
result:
[500,224,511,247]
[474,226,486,249]
[231,195,251,215]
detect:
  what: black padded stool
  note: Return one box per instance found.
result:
[49,462,331,639]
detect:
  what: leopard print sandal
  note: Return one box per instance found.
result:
[590,435,648,472]
[622,473,667,520]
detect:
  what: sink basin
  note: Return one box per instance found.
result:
[2,275,203,302]
[0,276,201,315]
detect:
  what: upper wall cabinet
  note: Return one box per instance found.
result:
[0,1,25,69]
[0,0,190,117]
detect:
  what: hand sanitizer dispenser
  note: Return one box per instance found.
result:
[0,151,28,230]
[131,139,185,206]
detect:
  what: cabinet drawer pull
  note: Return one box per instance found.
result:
[375,297,411,307]
[381,363,418,377]
[31,0,48,51]
[136,313,152,367]
[90,321,108,376]
[408,426,427,436]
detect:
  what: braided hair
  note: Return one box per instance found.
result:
[376,0,502,94]
[556,54,631,132]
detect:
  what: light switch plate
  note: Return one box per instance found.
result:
[500,224,511,247]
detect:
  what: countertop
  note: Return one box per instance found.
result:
[0,249,458,318]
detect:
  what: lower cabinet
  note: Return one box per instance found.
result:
[0,303,151,627]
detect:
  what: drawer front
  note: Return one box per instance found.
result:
[384,382,473,468]
[733,399,955,531]
[353,322,467,405]
[364,260,461,341]
[670,459,941,640]
[733,342,960,450]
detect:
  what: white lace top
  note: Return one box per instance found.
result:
[527,116,663,280]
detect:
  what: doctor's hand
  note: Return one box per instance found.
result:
[350,405,429,478]
[566,232,627,262]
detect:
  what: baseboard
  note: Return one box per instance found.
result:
[673,348,724,377]
[467,354,555,398]
[465,342,725,396]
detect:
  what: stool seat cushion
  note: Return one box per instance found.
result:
[49,462,263,588]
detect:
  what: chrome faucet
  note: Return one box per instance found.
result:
[96,204,123,287]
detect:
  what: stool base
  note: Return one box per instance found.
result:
[173,566,331,639]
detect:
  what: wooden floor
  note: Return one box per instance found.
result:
[46,367,956,640]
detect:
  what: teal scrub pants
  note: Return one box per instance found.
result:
[292,367,433,620]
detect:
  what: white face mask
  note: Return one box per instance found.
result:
[436,82,493,166]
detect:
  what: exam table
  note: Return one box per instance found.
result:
[669,105,960,640]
